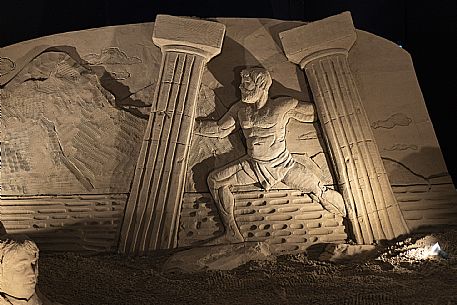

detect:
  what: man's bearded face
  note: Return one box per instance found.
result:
[240,76,262,104]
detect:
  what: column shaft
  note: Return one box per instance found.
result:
[305,54,409,243]
[280,12,409,244]
[119,15,225,254]
[120,52,204,254]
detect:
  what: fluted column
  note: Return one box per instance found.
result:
[119,15,225,254]
[280,12,409,244]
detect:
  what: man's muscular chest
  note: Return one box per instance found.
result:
[238,104,286,129]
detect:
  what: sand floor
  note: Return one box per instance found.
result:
[38,230,457,305]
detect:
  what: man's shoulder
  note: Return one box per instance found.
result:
[270,96,298,110]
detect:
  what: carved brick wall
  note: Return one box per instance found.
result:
[178,190,346,254]
[0,195,127,251]
[394,185,457,230]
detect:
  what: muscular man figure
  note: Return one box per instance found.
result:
[195,67,346,243]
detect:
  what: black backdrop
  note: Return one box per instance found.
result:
[1,0,456,184]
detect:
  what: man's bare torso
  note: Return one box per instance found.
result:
[237,98,296,161]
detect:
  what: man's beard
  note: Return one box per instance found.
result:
[241,88,261,104]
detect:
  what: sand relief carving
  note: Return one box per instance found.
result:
[280,12,410,244]
[371,113,412,129]
[82,47,142,65]
[383,144,418,151]
[118,15,226,254]
[0,57,15,77]
[195,67,346,243]
[1,51,146,195]
[0,236,56,305]
[83,47,142,81]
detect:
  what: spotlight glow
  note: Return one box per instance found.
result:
[429,242,441,256]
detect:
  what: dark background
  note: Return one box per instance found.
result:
[1,0,456,184]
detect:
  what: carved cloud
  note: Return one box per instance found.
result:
[83,47,142,65]
[384,144,418,151]
[371,113,412,129]
[0,57,15,76]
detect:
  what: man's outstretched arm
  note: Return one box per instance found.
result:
[287,99,317,123]
[194,104,239,138]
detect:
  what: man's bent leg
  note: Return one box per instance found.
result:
[218,185,242,241]
[282,162,346,217]
[207,158,257,243]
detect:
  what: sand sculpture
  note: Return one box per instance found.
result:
[1,13,456,256]
[0,236,50,305]
[118,15,226,255]
[279,12,410,244]
[196,67,346,244]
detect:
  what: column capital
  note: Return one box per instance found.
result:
[280,12,356,68]
[153,15,226,60]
